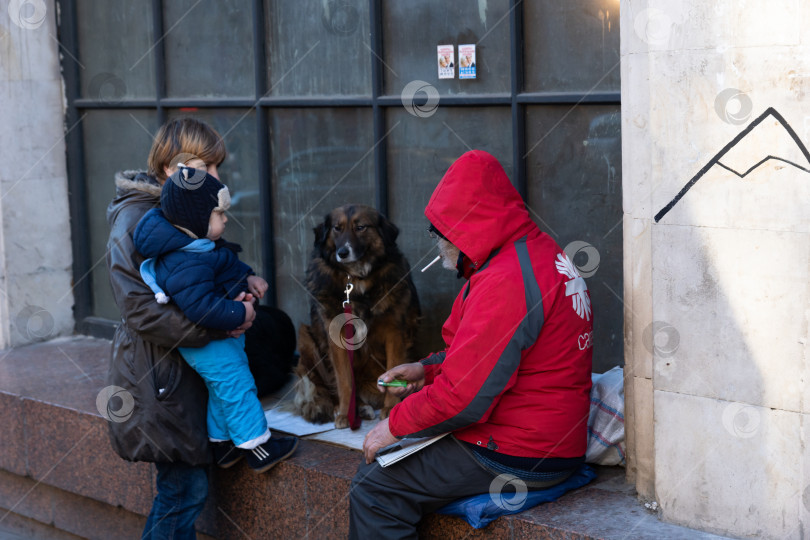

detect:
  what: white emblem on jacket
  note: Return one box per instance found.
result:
[555,253,592,321]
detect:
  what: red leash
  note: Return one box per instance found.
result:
[343,279,362,430]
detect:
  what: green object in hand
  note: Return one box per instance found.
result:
[378,379,408,387]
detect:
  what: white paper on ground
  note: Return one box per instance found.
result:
[263,405,380,450]
[263,407,334,437]
[307,418,380,450]
[260,378,383,451]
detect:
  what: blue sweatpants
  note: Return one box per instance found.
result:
[179,335,269,448]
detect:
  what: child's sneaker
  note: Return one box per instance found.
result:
[211,441,242,469]
[245,436,299,474]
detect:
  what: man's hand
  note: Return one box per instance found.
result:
[377,362,426,398]
[363,417,399,464]
[247,275,268,299]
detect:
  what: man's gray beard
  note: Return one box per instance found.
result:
[437,238,460,271]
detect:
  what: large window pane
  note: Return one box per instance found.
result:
[167,109,260,273]
[524,1,620,93]
[265,1,371,96]
[525,106,622,372]
[164,1,255,98]
[76,0,155,100]
[83,110,159,320]
[272,109,375,328]
[387,107,512,357]
[382,0,511,96]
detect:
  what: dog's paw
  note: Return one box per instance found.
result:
[358,404,375,420]
[379,406,393,420]
[301,405,333,425]
[334,414,350,429]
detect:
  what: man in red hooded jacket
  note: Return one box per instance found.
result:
[348,150,593,538]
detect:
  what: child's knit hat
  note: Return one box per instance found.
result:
[161,164,231,239]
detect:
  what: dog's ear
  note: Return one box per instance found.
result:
[313,214,332,258]
[377,213,399,249]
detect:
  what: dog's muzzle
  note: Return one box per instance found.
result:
[336,242,358,263]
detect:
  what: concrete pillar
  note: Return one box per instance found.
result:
[622,0,810,537]
[0,0,74,348]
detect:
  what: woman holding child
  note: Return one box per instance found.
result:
[105,118,296,539]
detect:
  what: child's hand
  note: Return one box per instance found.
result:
[242,300,256,325]
[247,275,268,299]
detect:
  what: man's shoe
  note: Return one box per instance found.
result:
[212,441,243,469]
[245,436,299,474]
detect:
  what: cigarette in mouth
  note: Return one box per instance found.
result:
[421,255,441,272]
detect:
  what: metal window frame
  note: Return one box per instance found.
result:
[58,0,620,338]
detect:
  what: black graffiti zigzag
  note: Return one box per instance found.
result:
[654,107,810,223]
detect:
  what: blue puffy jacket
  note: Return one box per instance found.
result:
[133,208,252,331]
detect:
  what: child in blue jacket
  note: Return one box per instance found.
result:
[134,162,298,473]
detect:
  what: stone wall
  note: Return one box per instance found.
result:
[622,1,810,538]
[0,0,75,347]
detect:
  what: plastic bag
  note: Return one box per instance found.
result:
[585,366,625,466]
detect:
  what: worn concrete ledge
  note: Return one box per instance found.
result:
[0,337,730,539]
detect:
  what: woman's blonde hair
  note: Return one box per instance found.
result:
[147,117,227,183]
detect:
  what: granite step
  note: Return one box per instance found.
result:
[0,337,730,539]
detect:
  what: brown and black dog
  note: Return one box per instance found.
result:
[293,204,421,428]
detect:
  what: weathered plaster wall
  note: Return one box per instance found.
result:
[0,1,74,348]
[622,1,810,538]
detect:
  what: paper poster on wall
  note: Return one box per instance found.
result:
[459,44,476,79]
[437,45,455,79]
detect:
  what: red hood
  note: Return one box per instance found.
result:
[425,150,536,268]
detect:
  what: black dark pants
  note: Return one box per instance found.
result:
[348,436,499,540]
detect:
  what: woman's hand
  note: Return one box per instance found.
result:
[247,275,268,299]
[242,300,256,325]
[227,291,255,337]
[377,362,426,398]
[227,319,252,338]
